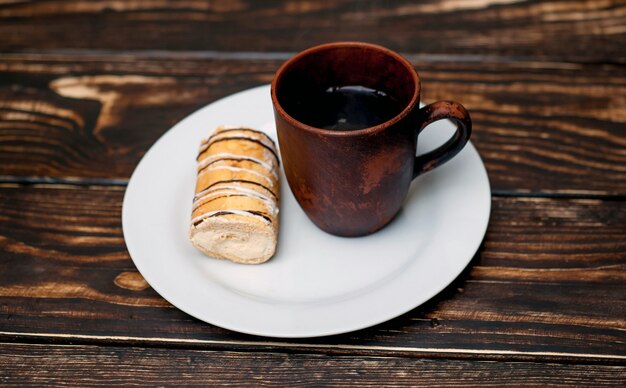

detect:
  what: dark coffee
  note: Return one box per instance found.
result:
[287,85,403,131]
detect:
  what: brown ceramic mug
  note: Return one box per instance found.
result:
[271,42,472,237]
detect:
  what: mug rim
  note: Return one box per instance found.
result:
[271,41,421,137]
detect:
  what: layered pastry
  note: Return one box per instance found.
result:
[189,126,280,264]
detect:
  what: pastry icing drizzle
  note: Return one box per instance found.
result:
[192,210,272,227]
[197,165,275,187]
[197,179,276,198]
[198,137,279,164]
[213,127,277,146]
[191,127,279,232]
[193,188,278,216]
[197,154,278,179]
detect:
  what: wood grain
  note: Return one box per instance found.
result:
[0,0,624,63]
[0,185,624,361]
[1,53,625,195]
[1,343,624,387]
[0,55,276,180]
[1,0,623,381]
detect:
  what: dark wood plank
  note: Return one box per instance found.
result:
[0,185,624,361]
[1,0,624,63]
[1,53,625,195]
[1,343,624,387]
[0,54,277,180]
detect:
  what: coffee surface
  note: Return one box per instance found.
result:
[288,85,403,131]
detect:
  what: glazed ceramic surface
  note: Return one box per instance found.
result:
[272,42,472,236]
[122,85,490,338]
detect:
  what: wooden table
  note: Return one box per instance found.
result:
[1,1,625,385]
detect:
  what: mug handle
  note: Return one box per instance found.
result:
[413,101,472,179]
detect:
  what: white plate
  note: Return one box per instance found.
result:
[123,84,491,338]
